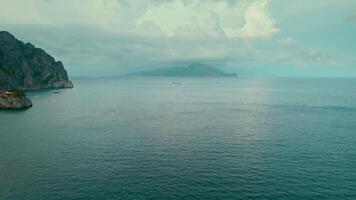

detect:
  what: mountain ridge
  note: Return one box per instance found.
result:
[125,63,237,77]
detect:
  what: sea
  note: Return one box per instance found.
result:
[1,77,356,200]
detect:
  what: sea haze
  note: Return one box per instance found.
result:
[1,77,356,200]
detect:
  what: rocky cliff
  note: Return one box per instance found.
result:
[0,31,73,90]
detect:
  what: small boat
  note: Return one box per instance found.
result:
[172,81,181,85]
[53,91,60,93]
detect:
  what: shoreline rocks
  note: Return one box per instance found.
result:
[0,91,32,109]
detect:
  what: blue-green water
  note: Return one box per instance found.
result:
[1,77,356,200]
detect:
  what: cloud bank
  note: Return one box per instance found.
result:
[0,0,355,76]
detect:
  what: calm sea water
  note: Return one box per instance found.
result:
[1,77,356,200]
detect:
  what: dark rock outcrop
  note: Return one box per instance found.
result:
[0,31,73,90]
[0,91,32,109]
[125,63,237,77]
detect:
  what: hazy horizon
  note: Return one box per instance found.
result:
[1,0,355,77]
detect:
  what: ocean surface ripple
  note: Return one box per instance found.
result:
[1,77,356,200]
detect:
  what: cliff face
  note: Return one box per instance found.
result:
[0,31,73,90]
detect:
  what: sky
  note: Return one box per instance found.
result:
[0,0,355,77]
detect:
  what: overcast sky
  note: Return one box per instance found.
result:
[1,0,356,76]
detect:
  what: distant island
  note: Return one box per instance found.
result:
[125,63,237,77]
[0,31,73,109]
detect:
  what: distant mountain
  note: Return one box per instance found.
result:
[125,63,237,77]
[0,31,73,90]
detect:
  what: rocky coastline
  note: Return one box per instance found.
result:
[0,31,73,109]
[0,90,32,109]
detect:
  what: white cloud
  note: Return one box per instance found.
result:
[0,0,279,40]
[274,37,347,66]
[225,0,279,39]
[137,0,279,40]
[1,0,353,76]
[0,0,40,23]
